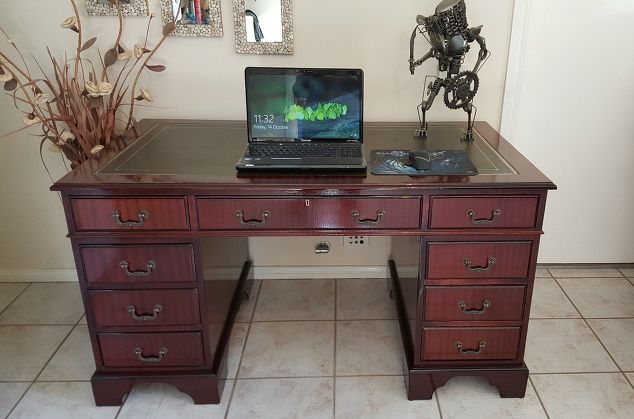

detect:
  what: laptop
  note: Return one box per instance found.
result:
[236,67,366,171]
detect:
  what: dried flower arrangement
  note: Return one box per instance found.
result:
[0,0,175,170]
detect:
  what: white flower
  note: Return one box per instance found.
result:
[90,144,105,155]
[59,131,75,143]
[98,81,113,96]
[61,16,77,29]
[134,44,145,59]
[35,93,50,105]
[48,142,61,153]
[85,81,100,98]
[23,115,41,126]
[0,73,12,82]
[138,87,154,102]
[117,50,132,61]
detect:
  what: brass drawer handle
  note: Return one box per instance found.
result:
[112,210,149,227]
[455,340,487,355]
[352,209,386,226]
[467,208,501,225]
[463,256,496,273]
[134,347,167,363]
[127,304,163,321]
[236,210,271,226]
[119,260,156,277]
[457,299,492,315]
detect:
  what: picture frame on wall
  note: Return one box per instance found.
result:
[86,0,150,17]
[159,0,223,37]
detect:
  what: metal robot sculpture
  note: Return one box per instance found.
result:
[409,0,490,141]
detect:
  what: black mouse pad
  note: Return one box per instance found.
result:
[370,150,478,176]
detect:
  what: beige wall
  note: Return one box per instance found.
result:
[0,0,514,271]
[502,0,634,263]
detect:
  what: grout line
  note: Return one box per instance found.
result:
[553,277,624,373]
[530,371,627,375]
[5,315,80,418]
[333,279,337,419]
[623,372,634,391]
[531,316,634,321]
[528,375,551,419]
[0,283,32,319]
[224,279,263,419]
[434,391,444,419]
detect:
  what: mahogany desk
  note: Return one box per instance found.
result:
[51,120,556,405]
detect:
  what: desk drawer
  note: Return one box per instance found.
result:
[71,197,189,231]
[429,195,539,229]
[421,327,520,361]
[423,286,526,321]
[197,198,421,230]
[426,241,532,279]
[90,289,200,327]
[98,332,204,368]
[81,245,195,285]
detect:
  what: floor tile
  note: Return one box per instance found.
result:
[239,321,334,378]
[0,283,29,313]
[336,278,396,320]
[525,319,617,373]
[530,278,579,318]
[227,323,248,379]
[436,376,547,418]
[336,320,402,376]
[0,382,30,418]
[228,378,333,419]
[9,381,119,419]
[548,268,623,278]
[587,319,634,371]
[535,268,551,278]
[118,381,232,419]
[235,280,261,323]
[0,325,71,381]
[335,376,439,419]
[557,278,634,318]
[620,268,634,277]
[78,315,87,325]
[254,279,334,321]
[627,373,634,386]
[0,283,83,325]
[531,373,634,419]
[38,325,95,381]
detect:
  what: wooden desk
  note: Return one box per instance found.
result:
[51,120,555,405]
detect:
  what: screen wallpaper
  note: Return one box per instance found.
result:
[247,72,362,141]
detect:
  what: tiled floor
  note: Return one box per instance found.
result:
[1,268,634,418]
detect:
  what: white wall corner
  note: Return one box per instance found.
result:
[500,0,532,143]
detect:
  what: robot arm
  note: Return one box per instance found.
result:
[466,25,489,73]
[409,26,436,74]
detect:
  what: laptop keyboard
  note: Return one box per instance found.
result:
[247,143,362,158]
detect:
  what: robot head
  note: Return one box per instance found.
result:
[419,0,468,37]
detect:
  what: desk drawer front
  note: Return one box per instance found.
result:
[197,198,421,230]
[98,332,204,368]
[423,286,526,321]
[421,327,520,361]
[71,197,189,231]
[81,245,195,285]
[429,196,539,229]
[426,242,532,279]
[90,289,200,327]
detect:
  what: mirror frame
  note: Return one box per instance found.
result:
[159,0,224,37]
[87,0,149,16]
[233,0,294,55]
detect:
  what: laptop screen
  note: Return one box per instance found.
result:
[245,67,364,142]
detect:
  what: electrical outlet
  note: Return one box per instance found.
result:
[344,236,369,247]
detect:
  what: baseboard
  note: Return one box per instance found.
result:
[252,265,389,280]
[0,269,79,283]
[0,265,390,283]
